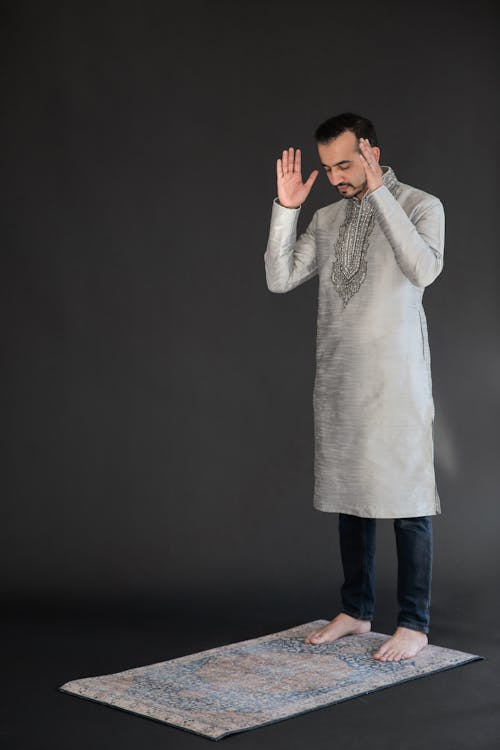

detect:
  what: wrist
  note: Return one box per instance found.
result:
[367,182,383,196]
[277,199,301,209]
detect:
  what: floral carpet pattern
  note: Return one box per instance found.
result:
[59,620,483,740]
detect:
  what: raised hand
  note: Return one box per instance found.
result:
[358,138,383,194]
[276,147,319,208]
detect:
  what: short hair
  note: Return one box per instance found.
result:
[314,112,378,148]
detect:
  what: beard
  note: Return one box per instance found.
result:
[338,180,367,199]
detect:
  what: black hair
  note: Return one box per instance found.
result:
[314,112,378,148]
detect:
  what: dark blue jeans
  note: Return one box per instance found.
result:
[338,513,433,634]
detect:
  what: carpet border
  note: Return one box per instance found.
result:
[57,653,484,741]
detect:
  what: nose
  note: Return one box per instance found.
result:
[331,171,347,187]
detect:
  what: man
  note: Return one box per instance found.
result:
[264,112,445,662]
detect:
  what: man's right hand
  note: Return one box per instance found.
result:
[276,147,319,208]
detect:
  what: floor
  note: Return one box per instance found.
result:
[3,595,499,749]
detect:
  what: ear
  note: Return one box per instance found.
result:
[372,146,381,162]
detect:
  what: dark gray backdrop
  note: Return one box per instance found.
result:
[2,0,499,614]
[2,1,499,747]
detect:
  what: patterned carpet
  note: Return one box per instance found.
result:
[59,620,483,740]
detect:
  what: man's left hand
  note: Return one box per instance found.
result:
[358,137,383,194]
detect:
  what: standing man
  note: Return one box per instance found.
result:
[264,112,445,662]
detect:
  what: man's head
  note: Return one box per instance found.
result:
[314,112,380,201]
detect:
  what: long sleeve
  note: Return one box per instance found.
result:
[264,197,318,293]
[366,185,445,287]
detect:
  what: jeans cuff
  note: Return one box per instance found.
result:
[397,619,429,635]
[341,607,373,622]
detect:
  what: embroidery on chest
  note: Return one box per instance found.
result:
[330,202,376,307]
[329,170,402,307]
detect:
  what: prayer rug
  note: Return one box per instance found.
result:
[59,620,483,740]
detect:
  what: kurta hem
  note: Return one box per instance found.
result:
[313,500,441,519]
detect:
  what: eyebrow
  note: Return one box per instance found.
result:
[320,159,352,167]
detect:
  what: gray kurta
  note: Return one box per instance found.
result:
[264,165,445,518]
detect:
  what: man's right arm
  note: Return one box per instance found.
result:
[264,198,319,293]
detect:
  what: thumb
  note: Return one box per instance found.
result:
[304,170,319,190]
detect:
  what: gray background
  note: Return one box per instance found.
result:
[2,1,499,748]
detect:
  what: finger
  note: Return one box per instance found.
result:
[283,149,288,174]
[359,150,374,172]
[289,146,294,172]
[359,138,372,156]
[360,138,376,166]
[276,157,283,180]
[358,152,368,174]
[294,148,301,174]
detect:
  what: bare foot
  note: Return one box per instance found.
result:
[304,613,371,645]
[372,626,428,661]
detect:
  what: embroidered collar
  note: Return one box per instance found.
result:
[378,164,399,195]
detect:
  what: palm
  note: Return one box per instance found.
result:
[276,147,319,208]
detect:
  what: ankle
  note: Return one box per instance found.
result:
[341,611,371,623]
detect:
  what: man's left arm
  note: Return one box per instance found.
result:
[366,186,445,288]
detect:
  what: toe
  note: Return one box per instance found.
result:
[308,633,322,644]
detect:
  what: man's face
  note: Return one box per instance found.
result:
[317,130,380,200]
